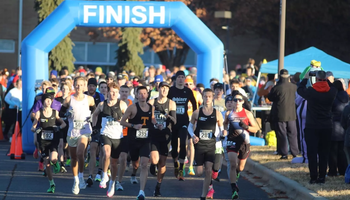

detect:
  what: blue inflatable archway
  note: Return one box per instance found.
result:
[21,0,223,153]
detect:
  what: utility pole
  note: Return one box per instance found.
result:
[278,0,286,73]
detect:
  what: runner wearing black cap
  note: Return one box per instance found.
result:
[85,78,105,186]
[148,81,177,196]
[168,71,198,181]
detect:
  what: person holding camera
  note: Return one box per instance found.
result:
[297,70,337,184]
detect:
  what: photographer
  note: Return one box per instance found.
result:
[297,70,337,184]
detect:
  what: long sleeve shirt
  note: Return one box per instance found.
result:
[5,87,22,110]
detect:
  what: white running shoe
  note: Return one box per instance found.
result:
[130,176,138,184]
[100,175,109,189]
[107,180,115,197]
[115,181,124,191]
[72,180,80,195]
[79,177,87,189]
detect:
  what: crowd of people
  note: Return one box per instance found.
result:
[1,57,350,199]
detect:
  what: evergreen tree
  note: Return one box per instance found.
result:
[116,0,144,76]
[35,0,75,73]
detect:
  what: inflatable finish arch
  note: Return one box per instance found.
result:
[21,0,223,153]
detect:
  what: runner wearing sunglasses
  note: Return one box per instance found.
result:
[224,93,259,199]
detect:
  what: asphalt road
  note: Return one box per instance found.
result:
[0,142,273,200]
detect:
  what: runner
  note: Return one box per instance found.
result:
[85,78,105,186]
[31,93,67,193]
[117,85,133,191]
[121,86,160,200]
[187,88,224,200]
[224,92,259,199]
[91,82,127,197]
[168,71,197,180]
[55,82,72,173]
[62,76,96,195]
[148,81,176,196]
[98,81,108,99]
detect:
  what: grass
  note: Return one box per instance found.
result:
[250,146,350,200]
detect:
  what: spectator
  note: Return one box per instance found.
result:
[268,69,298,159]
[242,77,256,101]
[229,70,237,80]
[328,80,349,176]
[297,70,337,184]
[326,71,334,83]
[257,74,275,105]
[226,79,247,98]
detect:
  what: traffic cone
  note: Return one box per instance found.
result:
[7,122,18,157]
[0,117,4,140]
[13,121,25,160]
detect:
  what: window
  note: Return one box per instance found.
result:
[87,43,108,63]
[0,39,15,53]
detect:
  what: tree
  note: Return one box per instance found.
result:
[116,27,144,76]
[35,0,75,73]
[93,0,232,70]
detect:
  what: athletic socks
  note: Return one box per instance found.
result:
[78,172,84,178]
[179,163,184,170]
[231,183,237,191]
[49,179,55,185]
[74,176,79,182]
[97,168,102,175]
[156,182,161,188]
[174,161,179,168]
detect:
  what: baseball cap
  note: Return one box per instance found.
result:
[45,87,55,94]
[117,73,125,80]
[214,83,224,90]
[155,75,164,83]
[225,95,234,104]
[279,69,290,78]
[50,70,58,77]
[159,81,170,88]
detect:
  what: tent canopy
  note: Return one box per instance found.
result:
[260,47,350,78]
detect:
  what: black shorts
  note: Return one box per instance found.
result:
[226,141,251,160]
[151,137,170,156]
[91,130,101,144]
[100,135,121,159]
[194,143,216,166]
[39,139,58,158]
[172,125,188,141]
[121,136,129,153]
[129,139,151,161]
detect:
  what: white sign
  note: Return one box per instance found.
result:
[83,5,165,25]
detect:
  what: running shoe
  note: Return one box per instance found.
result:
[51,162,61,174]
[212,170,219,180]
[178,169,184,181]
[100,175,109,189]
[184,157,188,164]
[130,176,138,184]
[107,180,115,197]
[206,187,214,199]
[150,164,158,176]
[154,186,161,197]
[87,175,93,187]
[95,174,102,182]
[38,161,44,171]
[137,191,146,200]
[79,177,87,189]
[47,184,55,193]
[188,166,195,176]
[231,183,239,199]
[33,148,38,159]
[72,180,79,195]
[65,158,71,167]
[60,165,67,173]
[174,161,180,178]
[115,181,124,191]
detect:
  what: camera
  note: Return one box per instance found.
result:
[309,71,317,76]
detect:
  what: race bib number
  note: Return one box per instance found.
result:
[136,128,149,139]
[73,120,85,130]
[41,130,54,140]
[105,116,118,126]
[176,105,185,114]
[199,130,213,140]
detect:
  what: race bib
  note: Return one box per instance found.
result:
[176,105,185,114]
[73,120,85,130]
[136,128,149,139]
[105,116,118,126]
[41,130,54,140]
[199,130,213,140]
[155,113,166,129]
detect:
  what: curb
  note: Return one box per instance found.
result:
[244,158,329,200]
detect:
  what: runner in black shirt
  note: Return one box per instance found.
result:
[167,71,197,181]
[121,86,161,200]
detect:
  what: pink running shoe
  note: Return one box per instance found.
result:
[206,187,214,199]
[212,170,219,180]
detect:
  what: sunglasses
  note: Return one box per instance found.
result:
[185,83,193,86]
[233,98,244,102]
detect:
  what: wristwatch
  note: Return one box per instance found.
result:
[131,124,134,128]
